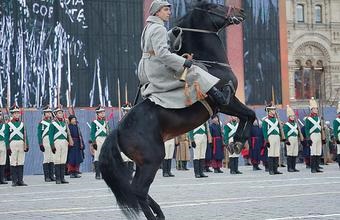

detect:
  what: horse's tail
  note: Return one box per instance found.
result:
[99,129,139,218]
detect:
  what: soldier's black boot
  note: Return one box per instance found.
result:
[311,156,317,173]
[11,166,18,186]
[17,165,27,186]
[94,161,101,179]
[292,157,299,172]
[199,159,208,177]
[315,156,323,173]
[55,164,61,184]
[0,165,8,184]
[177,161,183,170]
[43,163,51,182]
[235,158,242,174]
[274,157,283,174]
[268,158,274,175]
[193,160,201,178]
[60,164,69,184]
[287,157,294,172]
[182,161,189,170]
[49,163,56,181]
[230,158,236,174]
[167,159,175,177]
[162,160,169,177]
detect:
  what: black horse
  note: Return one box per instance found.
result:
[99,2,254,220]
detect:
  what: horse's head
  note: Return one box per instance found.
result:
[178,2,245,32]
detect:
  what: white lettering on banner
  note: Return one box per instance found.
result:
[32,3,54,18]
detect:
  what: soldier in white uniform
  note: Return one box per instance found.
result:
[0,110,8,184]
[90,106,109,179]
[333,102,340,169]
[283,105,300,172]
[163,138,175,177]
[224,116,242,174]
[5,105,29,186]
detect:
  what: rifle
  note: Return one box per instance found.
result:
[294,110,304,142]
[320,116,326,141]
[20,107,28,151]
[275,110,286,141]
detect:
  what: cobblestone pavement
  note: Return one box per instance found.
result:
[1,163,340,220]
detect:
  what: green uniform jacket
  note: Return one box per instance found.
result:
[4,121,29,148]
[90,119,108,142]
[189,123,207,141]
[262,117,280,141]
[0,123,5,142]
[223,121,238,144]
[37,119,51,146]
[333,117,340,141]
[283,121,298,139]
[49,120,68,148]
[304,116,321,139]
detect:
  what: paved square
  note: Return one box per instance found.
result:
[1,163,340,220]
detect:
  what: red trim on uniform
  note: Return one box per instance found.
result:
[212,136,221,155]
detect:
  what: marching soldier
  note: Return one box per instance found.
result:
[224,116,242,174]
[189,123,210,178]
[305,97,323,173]
[120,103,134,178]
[37,105,56,182]
[49,106,72,184]
[90,106,109,179]
[175,133,190,170]
[163,138,175,177]
[5,105,29,186]
[283,105,300,172]
[262,104,282,175]
[0,110,8,184]
[334,102,340,168]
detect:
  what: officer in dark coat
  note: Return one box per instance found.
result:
[67,115,84,178]
[209,115,224,173]
[249,119,264,171]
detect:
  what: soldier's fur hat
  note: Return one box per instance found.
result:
[53,105,63,113]
[42,105,53,113]
[286,105,295,117]
[9,104,20,113]
[149,0,171,15]
[265,103,276,112]
[95,105,105,113]
[309,97,318,109]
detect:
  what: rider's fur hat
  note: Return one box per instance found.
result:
[9,104,20,113]
[309,97,318,110]
[286,105,295,117]
[149,0,171,15]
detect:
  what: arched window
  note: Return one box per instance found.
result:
[296,4,304,22]
[315,5,322,23]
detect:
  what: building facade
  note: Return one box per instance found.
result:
[286,0,340,108]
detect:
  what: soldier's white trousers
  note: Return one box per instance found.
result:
[228,137,240,158]
[268,135,280,157]
[54,139,68,165]
[43,137,54,163]
[121,152,132,162]
[193,134,207,160]
[287,136,299,156]
[0,141,6,165]
[10,140,25,166]
[310,133,322,156]
[164,139,175,159]
[94,136,106,162]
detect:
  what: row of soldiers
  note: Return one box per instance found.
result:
[0,103,134,186]
[161,97,340,177]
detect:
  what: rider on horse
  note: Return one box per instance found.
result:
[138,0,231,109]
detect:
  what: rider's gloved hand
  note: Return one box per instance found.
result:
[183,60,193,68]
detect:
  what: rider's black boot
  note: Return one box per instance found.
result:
[207,86,231,106]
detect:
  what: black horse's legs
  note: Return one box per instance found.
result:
[131,162,161,220]
[148,195,165,219]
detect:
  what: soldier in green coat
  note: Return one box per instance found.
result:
[37,105,55,182]
[224,116,242,174]
[262,104,282,175]
[0,110,8,184]
[334,102,340,168]
[90,106,109,179]
[304,97,323,173]
[5,105,29,186]
[49,106,72,184]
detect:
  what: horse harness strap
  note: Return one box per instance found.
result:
[195,59,231,68]
[199,100,213,117]
[180,27,216,34]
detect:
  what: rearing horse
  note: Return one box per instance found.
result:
[99,2,254,220]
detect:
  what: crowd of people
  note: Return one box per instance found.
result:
[162,97,340,178]
[0,97,339,186]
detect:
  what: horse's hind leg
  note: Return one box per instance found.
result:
[148,195,165,220]
[132,162,163,220]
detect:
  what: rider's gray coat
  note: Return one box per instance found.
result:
[138,16,219,109]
